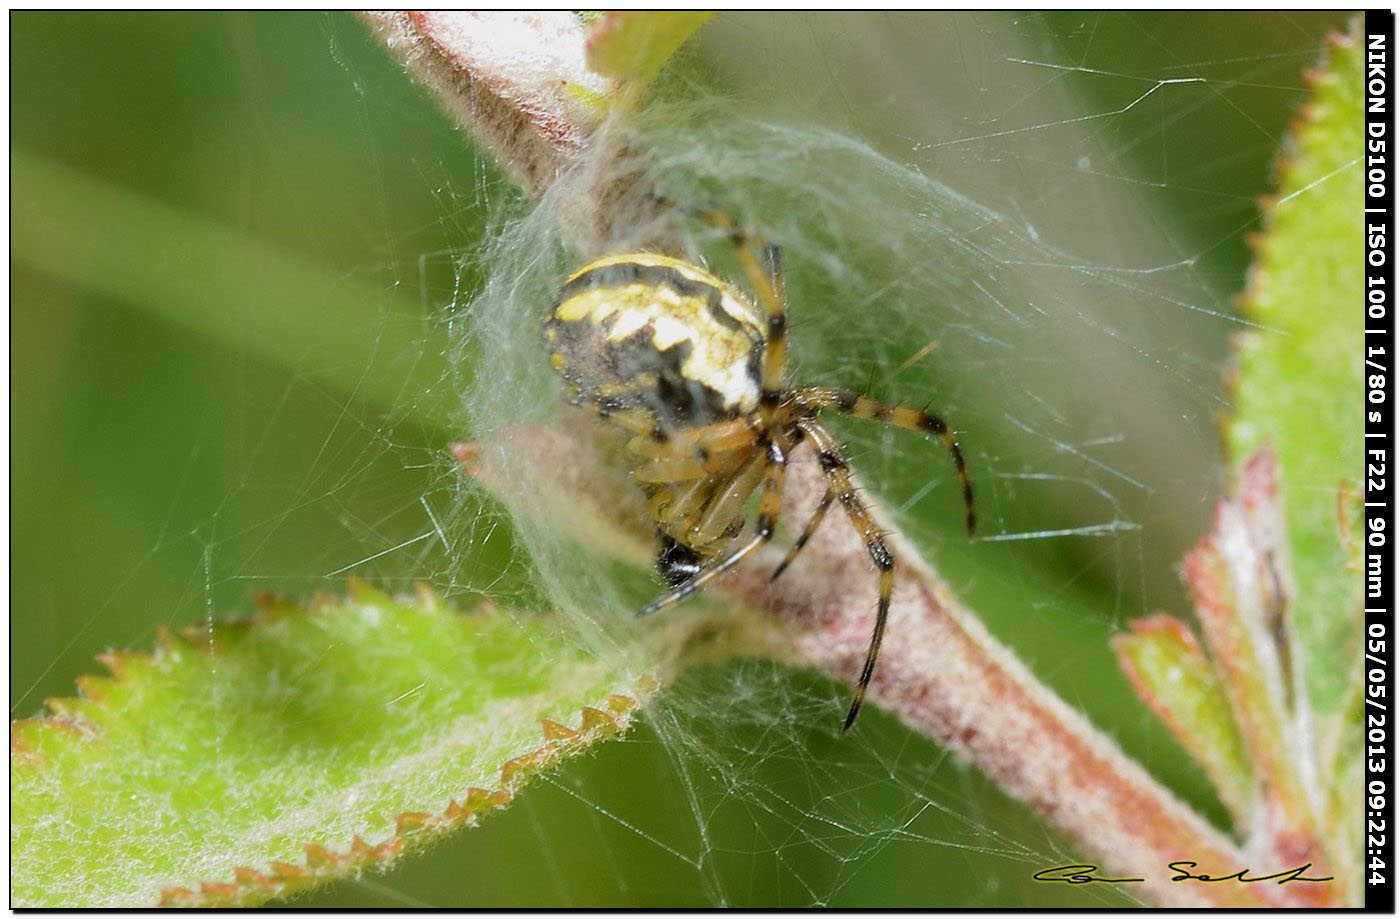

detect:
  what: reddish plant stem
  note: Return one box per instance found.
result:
[732,449,1328,908]
[1180,448,1332,888]
[362,12,603,195]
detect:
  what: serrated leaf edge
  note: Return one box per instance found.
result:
[155,696,640,908]
[11,584,651,908]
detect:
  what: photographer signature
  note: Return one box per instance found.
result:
[1033,862,1333,885]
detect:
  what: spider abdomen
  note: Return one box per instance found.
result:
[545,253,764,428]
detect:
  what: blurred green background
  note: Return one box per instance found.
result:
[12,11,1351,907]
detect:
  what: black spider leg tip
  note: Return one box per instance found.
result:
[769,498,833,585]
[843,656,877,731]
[635,593,670,619]
[768,558,794,584]
[635,568,702,619]
[917,396,976,540]
[953,442,975,538]
[841,610,883,732]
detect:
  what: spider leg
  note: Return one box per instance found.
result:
[633,454,709,484]
[627,417,760,469]
[636,437,787,619]
[653,195,788,428]
[631,421,764,492]
[769,484,836,583]
[797,387,975,536]
[798,420,894,731]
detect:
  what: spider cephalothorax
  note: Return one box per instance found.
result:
[543,204,974,728]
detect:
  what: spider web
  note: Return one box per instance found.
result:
[11,11,1352,908]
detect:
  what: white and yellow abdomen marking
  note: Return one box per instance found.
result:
[545,253,765,423]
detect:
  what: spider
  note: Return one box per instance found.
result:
[543,202,974,729]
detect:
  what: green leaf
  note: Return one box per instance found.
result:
[585,11,715,104]
[1226,28,1363,713]
[11,584,653,907]
[1111,614,1253,828]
